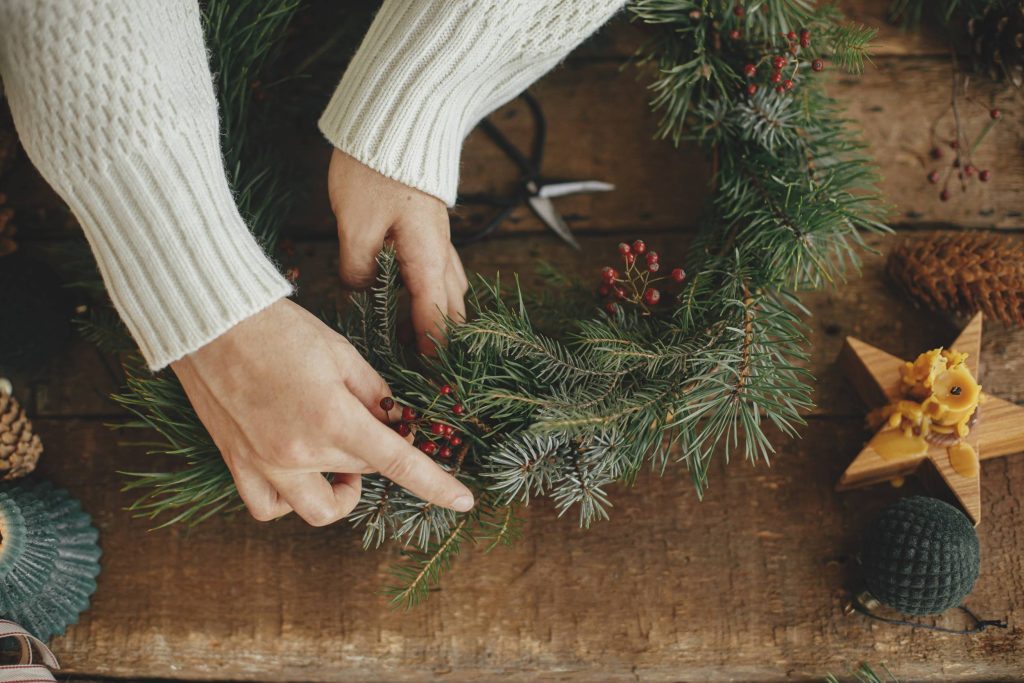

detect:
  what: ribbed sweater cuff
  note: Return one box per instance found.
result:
[65,133,292,371]
[319,2,515,207]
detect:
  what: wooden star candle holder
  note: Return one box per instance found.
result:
[837,313,1024,525]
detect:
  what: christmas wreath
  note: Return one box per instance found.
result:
[83,0,885,606]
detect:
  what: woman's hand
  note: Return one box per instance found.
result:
[171,299,475,526]
[328,149,469,354]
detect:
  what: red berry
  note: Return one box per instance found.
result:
[647,262,660,273]
[631,240,647,254]
[597,285,610,297]
[644,288,661,305]
[614,286,627,300]
[980,169,991,182]
[770,71,782,84]
[729,29,742,40]
[379,396,395,412]
[783,79,794,90]
[799,29,810,47]
[811,59,824,72]
[452,404,465,416]
[601,266,618,283]
[743,63,757,77]
[670,267,686,283]
[772,55,787,69]
[746,83,759,96]
[396,423,411,437]
[733,4,744,17]
[939,189,951,202]
[964,164,976,177]
[991,109,1002,120]
[624,252,636,266]
[929,147,943,160]
[605,301,618,315]
[439,446,452,459]
[927,170,940,184]
[645,251,659,265]
[420,441,437,455]
[402,406,417,422]
[449,435,463,447]
[786,30,797,41]
[443,424,454,437]
[430,422,446,435]
[617,242,631,255]
[775,85,785,93]
[440,384,453,395]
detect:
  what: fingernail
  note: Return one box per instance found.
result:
[452,494,475,512]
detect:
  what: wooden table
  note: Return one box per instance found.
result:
[6,2,1024,680]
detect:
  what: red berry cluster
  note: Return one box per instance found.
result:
[598,240,687,315]
[379,385,466,460]
[925,108,1001,202]
[740,28,823,97]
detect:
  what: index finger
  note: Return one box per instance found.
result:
[336,394,474,512]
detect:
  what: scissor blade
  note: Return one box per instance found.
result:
[538,180,615,199]
[528,196,581,250]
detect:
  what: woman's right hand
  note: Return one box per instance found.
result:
[171,298,475,525]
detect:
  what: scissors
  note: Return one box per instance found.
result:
[454,91,614,249]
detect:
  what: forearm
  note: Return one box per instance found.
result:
[0,0,291,370]
[319,0,627,207]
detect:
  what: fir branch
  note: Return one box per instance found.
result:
[386,515,472,609]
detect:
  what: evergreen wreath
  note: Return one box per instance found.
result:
[81,0,886,606]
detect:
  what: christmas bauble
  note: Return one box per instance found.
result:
[0,252,72,372]
[0,480,102,640]
[860,496,980,616]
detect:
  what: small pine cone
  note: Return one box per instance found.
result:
[0,388,42,480]
[887,231,1024,327]
[967,2,1024,87]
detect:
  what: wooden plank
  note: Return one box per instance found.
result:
[281,54,1024,239]
[834,57,1024,230]
[33,415,1024,682]
[564,5,949,61]
[13,230,1024,421]
[286,231,1024,414]
[8,60,1021,245]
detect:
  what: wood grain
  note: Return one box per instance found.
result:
[9,17,1020,244]
[838,314,1024,524]
[17,230,1024,420]
[281,55,1024,239]
[32,415,1023,682]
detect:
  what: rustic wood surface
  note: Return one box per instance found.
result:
[3,2,1024,681]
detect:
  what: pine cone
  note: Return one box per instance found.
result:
[968,1,1024,87]
[887,231,1024,326]
[0,387,42,480]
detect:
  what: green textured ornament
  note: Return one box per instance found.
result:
[0,480,101,641]
[860,496,980,616]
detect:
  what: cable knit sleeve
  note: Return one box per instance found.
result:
[319,0,627,207]
[0,0,292,371]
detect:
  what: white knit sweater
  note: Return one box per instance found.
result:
[0,0,625,370]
